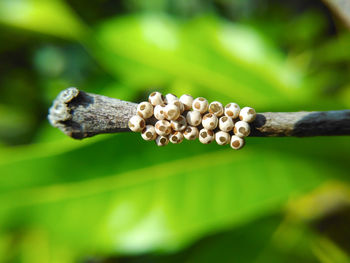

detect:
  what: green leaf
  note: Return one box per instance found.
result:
[92,14,308,109]
[0,0,87,40]
[1,135,349,261]
[180,215,317,263]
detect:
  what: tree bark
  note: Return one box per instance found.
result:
[48,88,350,139]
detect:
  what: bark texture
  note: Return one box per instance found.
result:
[48,88,350,139]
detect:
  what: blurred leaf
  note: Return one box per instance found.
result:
[338,85,350,108]
[311,236,350,263]
[0,105,35,144]
[0,4,342,110]
[286,182,350,222]
[0,2,350,262]
[34,46,66,77]
[283,10,328,51]
[0,0,87,39]
[177,214,317,263]
[92,14,308,109]
[153,215,301,263]
[314,33,350,63]
[0,135,350,261]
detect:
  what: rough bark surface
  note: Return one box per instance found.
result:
[48,88,137,139]
[48,88,350,139]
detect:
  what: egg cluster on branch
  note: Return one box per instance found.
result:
[128,92,256,150]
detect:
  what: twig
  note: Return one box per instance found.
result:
[48,88,350,139]
[322,0,350,29]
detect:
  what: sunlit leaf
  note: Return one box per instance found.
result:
[0,0,87,39]
[92,14,308,109]
[1,135,349,260]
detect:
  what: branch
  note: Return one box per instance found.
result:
[48,88,350,139]
[322,0,350,30]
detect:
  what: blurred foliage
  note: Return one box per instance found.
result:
[1,0,350,262]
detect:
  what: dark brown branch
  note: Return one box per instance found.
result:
[48,88,350,139]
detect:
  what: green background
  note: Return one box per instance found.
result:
[1,0,350,262]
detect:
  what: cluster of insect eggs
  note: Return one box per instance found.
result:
[128,92,256,150]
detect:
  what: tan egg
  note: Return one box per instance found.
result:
[183,126,199,140]
[141,125,157,141]
[155,135,169,146]
[234,121,250,137]
[179,94,194,110]
[224,103,240,119]
[208,101,224,117]
[239,107,256,123]
[164,103,180,120]
[202,113,218,130]
[169,100,185,114]
[148,91,165,106]
[186,110,202,126]
[215,131,230,146]
[128,115,145,132]
[154,105,166,120]
[155,120,172,136]
[199,128,215,144]
[164,93,178,104]
[218,116,234,132]
[230,135,245,150]
[171,115,187,131]
[137,101,153,119]
[192,97,208,114]
[169,131,184,144]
